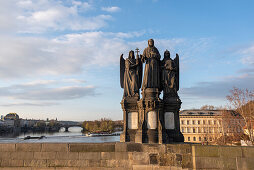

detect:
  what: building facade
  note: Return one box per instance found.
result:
[179,110,244,144]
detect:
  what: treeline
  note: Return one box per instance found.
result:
[82,118,118,133]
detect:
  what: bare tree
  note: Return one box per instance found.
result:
[227,87,254,144]
[200,105,216,110]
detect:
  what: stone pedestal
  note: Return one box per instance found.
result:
[120,89,184,143]
[120,97,139,142]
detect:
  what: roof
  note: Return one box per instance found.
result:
[179,110,237,116]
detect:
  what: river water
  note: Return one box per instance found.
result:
[0,127,120,143]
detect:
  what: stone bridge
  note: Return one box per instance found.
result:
[59,121,82,132]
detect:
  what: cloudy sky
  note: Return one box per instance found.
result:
[0,0,253,121]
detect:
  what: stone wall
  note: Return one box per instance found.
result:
[0,142,253,169]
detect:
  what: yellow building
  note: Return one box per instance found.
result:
[179,110,243,144]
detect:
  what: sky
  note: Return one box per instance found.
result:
[0,0,253,121]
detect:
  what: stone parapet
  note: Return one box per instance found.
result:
[0,143,253,169]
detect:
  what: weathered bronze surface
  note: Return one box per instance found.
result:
[120,39,184,143]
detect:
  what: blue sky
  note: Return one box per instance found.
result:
[0,0,253,121]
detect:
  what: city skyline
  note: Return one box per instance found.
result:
[0,0,253,121]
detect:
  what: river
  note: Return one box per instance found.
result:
[0,127,120,143]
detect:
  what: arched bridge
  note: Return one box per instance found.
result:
[59,121,82,132]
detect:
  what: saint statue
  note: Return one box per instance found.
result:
[161,50,179,95]
[141,39,161,90]
[120,50,143,98]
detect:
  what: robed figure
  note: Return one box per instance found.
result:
[120,50,143,97]
[141,39,161,90]
[161,50,179,96]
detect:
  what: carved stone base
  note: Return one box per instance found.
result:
[120,88,184,144]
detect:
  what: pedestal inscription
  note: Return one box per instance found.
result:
[165,112,175,129]
[128,112,138,129]
[147,111,157,129]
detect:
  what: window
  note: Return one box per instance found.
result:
[181,120,184,125]
[193,137,196,141]
[204,127,207,133]
[181,128,184,133]
[188,137,190,141]
[199,137,201,141]
[209,137,212,141]
[198,120,200,124]
[192,120,195,125]
[193,128,196,133]
[208,120,211,125]
[204,137,207,141]
[214,120,216,125]
[203,120,206,124]
[187,120,189,125]
[198,127,201,133]
[187,128,190,133]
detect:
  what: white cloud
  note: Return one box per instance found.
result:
[101,6,121,13]
[239,44,254,65]
[0,32,210,79]
[0,82,96,101]
[0,0,110,33]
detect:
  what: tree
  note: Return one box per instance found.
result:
[215,109,245,145]
[200,105,216,110]
[227,87,254,144]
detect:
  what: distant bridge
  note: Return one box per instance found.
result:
[58,121,83,132]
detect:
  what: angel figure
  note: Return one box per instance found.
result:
[120,50,142,98]
[161,50,179,96]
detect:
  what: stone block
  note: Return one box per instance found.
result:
[0,144,15,152]
[101,152,115,160]
[126,143,143,152]
[0,152,11,160]
[87,160,101,167]
[166,144,192,154]
[192,145,219,157]
[32,168,55,170]
[153,165,172,170]
[132,165,154,170]
[70,143,115,152]
[241,147,254,158]
[11,152,34,160]
[16,143,41,152]
[41,143,68,152]
[0,160,24,167]
[115,142,127,152]
[194,157,222,169]
[33,152,56,160]
[159,153,175,166]
[181,153,192,169]
[106,160,120,167]
[79,152,101,160]
[131,152,149,165]
[158,144,167,154]
[143,144,160,153]
[219,146,242,158]
[23,160,47,167]
[47,160,87,167]
[149,154,158,164]
[55,152,79,160]
[221,158,237,170]
[170,167,183,170]
[55,168,80,170]
[236,157,254,170]
[115,152,129,160]
[0,168,32,170]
